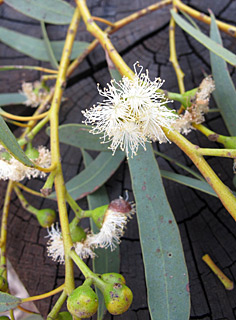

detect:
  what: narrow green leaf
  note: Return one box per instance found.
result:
[0,93,26,106]
[82,150,120,320]
[50,151,125,200]
[171,10,236,66]
[5,0,74,25]
[0,115,34,167]
[0,292,21,312]
[40,21,59,70]
[179,9,201,31]
[160,169,219,197]
[210,12,236,136]
[46,124,111,152]
[0,27,89,62]
[128,144,190,320]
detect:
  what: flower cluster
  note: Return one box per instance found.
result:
[46,199,135,263]
[0,145,51,181]
[20,81,49,108]
[173,76,215,134]
[82,62,178,158]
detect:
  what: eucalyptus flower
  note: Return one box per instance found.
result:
[82,62,178,158]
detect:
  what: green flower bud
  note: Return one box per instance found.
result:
[0,316,10,320]
[101,273,126,285]
[91,205,108,229]
[55,311,72,320]
[67,285,98,318]
[70,225,86,243]
[25,145,39,160]
[0,276,8,292]
[103,283,133,315]
[36,208,56,228]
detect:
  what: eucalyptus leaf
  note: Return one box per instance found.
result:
[40,21,59,69]
[4,0,74,25]
[47,124,111,152]
[128,144,190,320]
[0,291,21,312]
[160,169,219,197]
[82,150,119,320]
[171,10,236,66]
[0,27,89,62]
[50,151,125,200]
[0,93,26,106]
[0,115,35,167]
[210,12,236,136]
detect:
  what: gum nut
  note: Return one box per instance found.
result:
[55,311,72,320]
[101,273,126,285]
[67,285,98,318]
[36,208,56,228]
[103,283,133,315]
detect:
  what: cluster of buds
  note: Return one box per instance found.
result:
[67,272,133,318]
[20,81,50,108]
[173,76,215,134]
[46,198,135,263]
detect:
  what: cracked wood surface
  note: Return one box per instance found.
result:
[0,0,236,319]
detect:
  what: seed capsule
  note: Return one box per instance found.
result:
[103,283,133,315]
[36,208,56,228]
[67,285,98,318]
[101,273,126,285]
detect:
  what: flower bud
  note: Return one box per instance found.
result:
[70,225,86,243]
[25,146,39,160]
[101,273,126,285]
[36,208,56,228]
[0,316,10,320]
[55,311,72,320]
[0,276,8,292]
[91,205,108,229]
[103,283,133,315]
[67,285,98,318]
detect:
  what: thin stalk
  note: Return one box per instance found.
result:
[21,284,65,303]
[175,0,236,37]
[49,7,81,295]
[46,290,67,320]
[163,128,236,221]
[0,65,58,74]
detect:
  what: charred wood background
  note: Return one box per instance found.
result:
[0,0,236,319]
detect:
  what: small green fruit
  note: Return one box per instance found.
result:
[67,285,98,318]
[55,311,72,320]
[101,273,126,285]
[0,276,8,292]
[0,316,10,320]
[25,147,39,160]
[91,205,108,229]
[70,225,86,243]
[36,208,56,228]
[103,283,133,315]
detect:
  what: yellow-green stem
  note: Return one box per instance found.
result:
[21,284,64,303]
[16,182,46,198]
[75,0,134,79]
[46,290,67,320]
[49,7,80,295]
[163,128,236,221]
[14,186,39,216]
[66,191,83,218]
[197,148,236,158]
[202,254,234,290]
[0,181,14,277]
[175,0,236,37]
